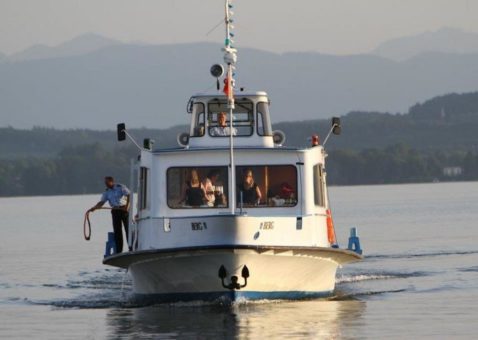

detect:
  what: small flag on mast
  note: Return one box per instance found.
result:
[223,70,233,100]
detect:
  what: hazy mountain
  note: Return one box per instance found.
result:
[7,33,121,61]
[1,41,478,129]
[373,27,478,61]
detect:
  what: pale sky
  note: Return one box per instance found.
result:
[1,0,477,55]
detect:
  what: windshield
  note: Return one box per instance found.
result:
[208,99,254,137]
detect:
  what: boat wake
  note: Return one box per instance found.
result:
[19,266,419,309]
[457,265,478,273]
[336,270,428,284]
[42,269,132,291]
[366,249,478,260]
[329,288,407,301]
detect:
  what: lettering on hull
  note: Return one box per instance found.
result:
[191,222,208,231]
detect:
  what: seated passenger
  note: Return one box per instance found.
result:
[185,169,206,207]
[210,112,237,137]
[237,169,262,205]
[279,182,295,200]
[202,169,227,207]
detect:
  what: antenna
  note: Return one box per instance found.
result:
[208,1,238,214]
[224,0,237,215]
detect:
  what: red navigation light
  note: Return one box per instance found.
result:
[311,134,320,147]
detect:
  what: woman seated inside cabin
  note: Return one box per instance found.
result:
[184,169,206,207]
[237,169,262,206]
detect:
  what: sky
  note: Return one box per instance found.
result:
[1,0,478,55]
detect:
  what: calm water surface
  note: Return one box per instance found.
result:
[1,182,477,339]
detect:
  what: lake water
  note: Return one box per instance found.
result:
[1,182,477,339]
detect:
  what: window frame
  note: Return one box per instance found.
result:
[256,102,272,137]
[166,166,229,209]
[138,167,150,211]
[207,98,254,138]
[190,102,206,137]
[235,164,298,208]
[313,163,326,207]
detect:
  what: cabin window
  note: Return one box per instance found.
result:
[207,98,254,137]
[257,112,265,136]
[167,166,229,209]
[256,102,272,136]
[139,167,149,210]
[191,103,205,137]
[236,165,297,208]
[313,164,325,207]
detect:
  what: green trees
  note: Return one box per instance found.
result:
[1,91,478,195]
[326,144,467,185]
[0,144,135,196]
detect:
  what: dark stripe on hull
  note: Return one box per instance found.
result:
[134,290,334,304]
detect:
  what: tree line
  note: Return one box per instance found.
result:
[2,92,478,159]
[1,91,478,196]
[1,142,478,197]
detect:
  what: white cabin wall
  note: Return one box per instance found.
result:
[189,135,274,148]
[302,147,329,247]
[302,147,326,215]
[134,151,337,249]
[152,149,306,218]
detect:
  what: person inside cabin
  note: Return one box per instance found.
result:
[210,112,237,137]
[202,169,226,207]
[279,182,295,200]
[184,169,206,207]
[238,169,262,206]
[88,176,131,253]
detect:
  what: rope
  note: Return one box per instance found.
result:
[83,207,112,241]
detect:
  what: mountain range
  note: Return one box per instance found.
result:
[1,29,478,129]
[373,27,478,61]
[6,33,121,61]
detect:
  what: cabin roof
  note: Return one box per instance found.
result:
[151,146,311,154]
[191,91,268,99]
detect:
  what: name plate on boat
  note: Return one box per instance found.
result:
[259,221,274,230]
[191,222,208,231]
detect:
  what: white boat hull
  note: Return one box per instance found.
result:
[104,246,361,302]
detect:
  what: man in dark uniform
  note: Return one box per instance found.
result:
[89,176,131,253]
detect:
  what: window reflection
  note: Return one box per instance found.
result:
[236,165,297,208]
[166,165,297,209]
[208,99,254,137]
[167,167,228,209]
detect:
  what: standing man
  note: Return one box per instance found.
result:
[89,176,131,253]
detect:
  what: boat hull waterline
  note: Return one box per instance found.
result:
[104,247,361,302]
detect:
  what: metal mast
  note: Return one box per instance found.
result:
[223,0,237,214]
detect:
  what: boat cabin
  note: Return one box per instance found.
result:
[127,91,333,250]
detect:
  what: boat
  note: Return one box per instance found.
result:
[101,0,363,302]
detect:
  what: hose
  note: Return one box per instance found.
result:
[83,207,112,241]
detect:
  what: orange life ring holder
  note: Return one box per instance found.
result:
[326,209,337,245]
